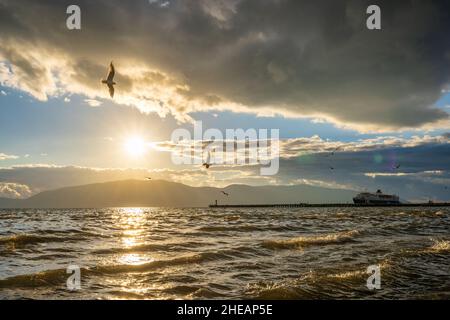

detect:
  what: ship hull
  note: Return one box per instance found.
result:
[353,198,400,205]
[353,190,400,205]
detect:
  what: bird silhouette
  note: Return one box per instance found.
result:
[202,151,211,169]
[102,61,116,98]
[329,146,341,156]
[329,166,335,170]
[221,191,229,196]
[145,177,152,180]
[393,164,401,169]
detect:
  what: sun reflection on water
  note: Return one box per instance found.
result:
[118,208,145,246]
[118,253,154,266]
[115,208,155,264]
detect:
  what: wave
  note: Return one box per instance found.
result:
[427,239,450,253]
[0,250,234,288]
[93,253,217,275]
[0,268,69,288]
[245,281,304,299]
[91,243,170,255]
[187,287,227,299]
[197,224,270,232]
[0,233,87,246]
[326,259,391,280]
[0,257,199,288]
[104,290,147,299]
[262,230,360,249]
[225,215,241,221]
[399,239,450,257]
[246,259,392,299]
[325,269,366,280]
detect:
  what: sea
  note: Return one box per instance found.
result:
[0,207,449,299]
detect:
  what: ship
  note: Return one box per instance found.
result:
[353,189,400,205]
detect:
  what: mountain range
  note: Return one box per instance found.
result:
[0,179,356,208]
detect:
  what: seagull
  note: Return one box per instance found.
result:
[325,146,341,157]
[102,61,116,98]
[202,151,211,169]
[329,146,341,156]
[221,191,229,196]
[145,177,152,180]
[329,166,335,170]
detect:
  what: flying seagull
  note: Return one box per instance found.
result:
[329,166,335,170]
[221,191,229,196]
[329,146,341,156]
[145,177,152,180]
[202,151,211,169]
[102,61,116,98]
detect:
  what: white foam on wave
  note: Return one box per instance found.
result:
[262,230,360,249]
[428,239,450,252]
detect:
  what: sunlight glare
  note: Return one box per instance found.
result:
[124,137,147,157]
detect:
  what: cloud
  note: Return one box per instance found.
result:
[0,152,18,160]
[149,0,171,8]
[153,133,450,161]
[282,134,450,157]
[0,182,32,198]
[84,99,102,107]
[1,134,450,200]
[0,0,449,131]
[289,178,355,191]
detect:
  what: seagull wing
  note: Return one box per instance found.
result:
[108,84,114,98]
[332,146,341,154]
[107,62,115,82]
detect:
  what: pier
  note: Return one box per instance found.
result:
[209,203,450,208]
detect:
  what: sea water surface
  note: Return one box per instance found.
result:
[0,207,449,299]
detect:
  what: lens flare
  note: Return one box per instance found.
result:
[124,136,147,157]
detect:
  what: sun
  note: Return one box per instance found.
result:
[124,136,147,157]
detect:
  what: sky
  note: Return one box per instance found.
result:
[0,0,450,201]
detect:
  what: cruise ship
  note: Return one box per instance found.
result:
[353,189,400,205]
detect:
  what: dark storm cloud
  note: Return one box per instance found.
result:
[275,142,450,201]
[0,0,449,130]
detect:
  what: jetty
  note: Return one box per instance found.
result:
[209,203,450,208]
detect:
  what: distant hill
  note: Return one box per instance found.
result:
[0,179,356,208]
